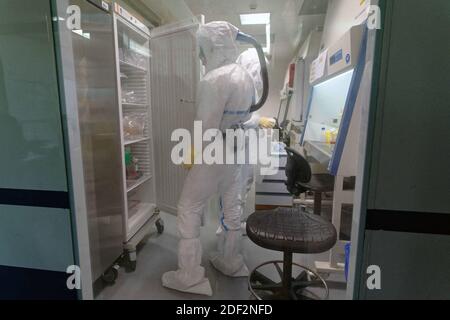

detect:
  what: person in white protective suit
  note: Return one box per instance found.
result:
[216,48,274,237]
[162,22,256,296]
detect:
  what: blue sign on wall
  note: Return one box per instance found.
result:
[330,49,343,66]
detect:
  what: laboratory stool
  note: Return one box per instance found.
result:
[246,207,337,300]
[285,147,335,216]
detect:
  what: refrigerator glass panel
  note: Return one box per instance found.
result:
[0,0,68,191]
[53,0,124,281]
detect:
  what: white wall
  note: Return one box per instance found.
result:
[288,29,323,123]
[259,58,291,118]
[320,0,370,50]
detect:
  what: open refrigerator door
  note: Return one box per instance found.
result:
[149,17,200,214]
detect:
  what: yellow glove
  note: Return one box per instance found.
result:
[182,146,197,170]
[259,117,276,129]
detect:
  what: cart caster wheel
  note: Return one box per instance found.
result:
[124,250,137,273]
[102,266,118,285]
[156,219,164,234]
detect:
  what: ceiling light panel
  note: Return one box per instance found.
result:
[240,13,270,25]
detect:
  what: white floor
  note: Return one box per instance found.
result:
[97,211,348,300]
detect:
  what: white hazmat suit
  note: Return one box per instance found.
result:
[236,49,265,223]
[216,49,265,238]
[162,22,255,296]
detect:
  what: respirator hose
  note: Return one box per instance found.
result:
[236,32,269,113]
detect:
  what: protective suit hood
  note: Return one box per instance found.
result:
[197,21,240,73]
[237,48,268,102]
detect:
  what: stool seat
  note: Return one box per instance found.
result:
[246,208,337,254]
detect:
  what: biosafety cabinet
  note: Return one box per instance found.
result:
[294,0,450,300]
[0,0,199,299]
[297,0,450,299]
[299,24,366,275]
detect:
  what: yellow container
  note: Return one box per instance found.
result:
[325,130,332,145]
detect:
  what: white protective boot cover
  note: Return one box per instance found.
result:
[162,238,212,296]
[210,230,249,277]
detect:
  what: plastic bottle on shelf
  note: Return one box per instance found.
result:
[330,129,339,145]
[321,127,327,143]
[125,147,133,180]
[125,147,140,181]
[325,129,332,145]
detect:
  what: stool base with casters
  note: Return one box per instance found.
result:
[249,257,329,300]
[246,208,337,300]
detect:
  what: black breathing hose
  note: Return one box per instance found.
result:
[236,32,269,113]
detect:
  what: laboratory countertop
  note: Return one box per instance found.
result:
[305,141,335,160]
[291,142,330,175]
[303,140,335,167]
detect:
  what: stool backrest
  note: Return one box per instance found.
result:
[285,147,312,196]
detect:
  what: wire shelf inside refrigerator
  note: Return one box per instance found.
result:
[116,13,155,240]
[121,73,149,105]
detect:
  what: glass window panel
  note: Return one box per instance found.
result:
[0,0,68,192]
